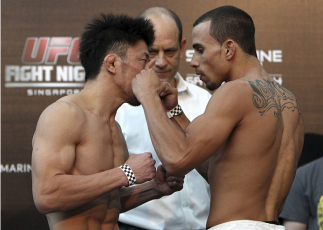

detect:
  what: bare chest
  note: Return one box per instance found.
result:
[72,118,127,175]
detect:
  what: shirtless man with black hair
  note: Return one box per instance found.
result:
[31,13,184,230]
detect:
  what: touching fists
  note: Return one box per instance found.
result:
[153,165,184,196]
[124,152,156,184]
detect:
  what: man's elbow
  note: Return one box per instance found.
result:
[161,147,191,176]
[33,194,54,214]
[163,161,187,176]
[33,187,60,214]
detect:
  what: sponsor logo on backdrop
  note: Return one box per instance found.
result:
[186,74,283,85]
[185,49,283,85]
[1,163,32,173]
[5,37,85,96]
[186,74,204,86]
[256,50,282,64]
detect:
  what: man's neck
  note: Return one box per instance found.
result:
[229,56,263,81]
[80,79,124,121]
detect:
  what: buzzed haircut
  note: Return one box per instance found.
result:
[193,5,257,57]
[137,7,183,45]
[79,13,155,81]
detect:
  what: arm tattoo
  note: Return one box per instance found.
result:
[248,79,301,117]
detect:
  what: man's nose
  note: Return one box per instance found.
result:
[190,52,199,69]
[155,52,167,68]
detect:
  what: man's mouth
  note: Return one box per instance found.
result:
[196,72,205,77]
[195,69,204,75]
[196,72,207,82]
[155,71,171,75]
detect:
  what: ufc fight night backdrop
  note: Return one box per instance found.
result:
[2,0,323,229]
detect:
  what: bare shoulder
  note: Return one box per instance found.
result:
[211,78,302,118]
[211,80,252,101]
[206,80,253,115]
[33,97,87,145]
[246,77,301,117]
[39,98,86,126]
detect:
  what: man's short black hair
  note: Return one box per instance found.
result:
[79,13,155,81]
[193,5,257,57]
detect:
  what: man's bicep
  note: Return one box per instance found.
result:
[31,111,79,208]
[184,95,242,166]
[186,108,237,152]
[32,103,81,177]
[32,131,76,177]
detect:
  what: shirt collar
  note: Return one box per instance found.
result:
[174,72,189,93]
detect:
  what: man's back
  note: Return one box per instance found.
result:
[207,74,304,226]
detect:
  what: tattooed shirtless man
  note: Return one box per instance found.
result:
[131,6,304,230]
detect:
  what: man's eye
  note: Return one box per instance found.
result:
[165,50,175,54]
[149,51,157,57]
[197,48,204,54]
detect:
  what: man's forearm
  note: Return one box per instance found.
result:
[119,181,162,212]
[33,167,128,213]
[171,106,210,181]
[170,109,191,131]
[141,96,191,176]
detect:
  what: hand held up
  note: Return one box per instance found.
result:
[123,152,156,184]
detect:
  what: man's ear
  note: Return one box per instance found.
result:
[103,54,117,74]
[179,38,187,59]
[223,40,235,61]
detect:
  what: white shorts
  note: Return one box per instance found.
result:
[208,220,285,230]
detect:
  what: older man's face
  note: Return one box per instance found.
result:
[148,15,185,85]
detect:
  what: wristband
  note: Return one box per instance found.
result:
[119,164,136,186]
[166,104,183,118]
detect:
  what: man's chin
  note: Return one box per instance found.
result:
[206,82,217,91]
[155,73,172,81]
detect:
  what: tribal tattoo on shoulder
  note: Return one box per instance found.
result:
[248,79,301,117]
